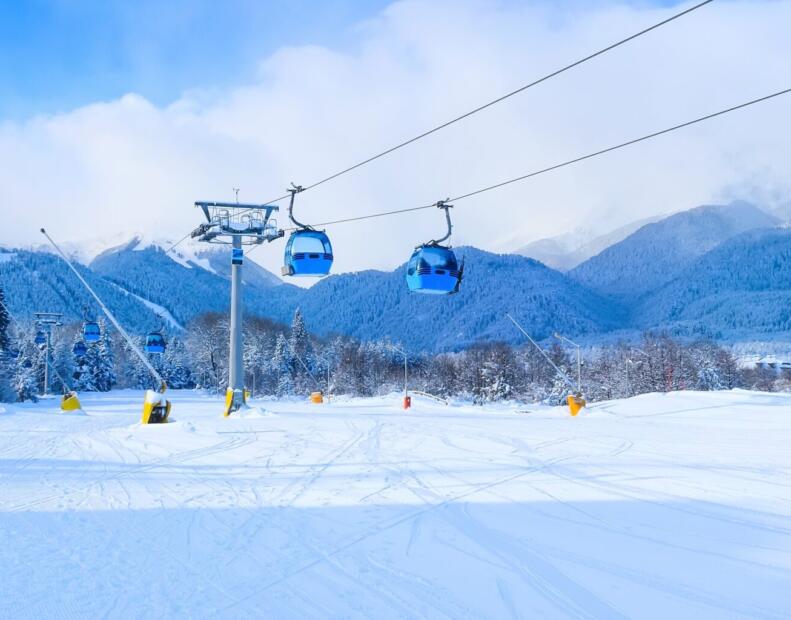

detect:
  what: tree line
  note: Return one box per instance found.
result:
[0,290,784,404]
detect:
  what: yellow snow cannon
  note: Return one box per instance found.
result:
[310,391,324,404]
[567,394,586,416]
[61,391,82,412]
[142,386,171,424]
[223,388,248,417]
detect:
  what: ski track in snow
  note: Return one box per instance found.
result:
[1,389,790,618]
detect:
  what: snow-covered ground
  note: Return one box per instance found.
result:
[1,390,790,619]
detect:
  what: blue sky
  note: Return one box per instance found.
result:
[0,0,689,120]
[1,0,788,276]
[0,0,392,119]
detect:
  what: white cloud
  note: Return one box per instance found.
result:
[2,0,790,279]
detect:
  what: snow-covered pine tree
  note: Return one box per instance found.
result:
[288,308,314,394]
[75,341,99,392]
[0,287,10,354]
[13,337,39,402]
[273,333,294,396]
[50,337,73,395]
[72,331,90,391]
[92,319,116,392]
[479,343,517,402]
[0,287,14,401]
[162,337,192,389]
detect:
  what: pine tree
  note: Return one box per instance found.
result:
[273,333,294,396]
[289,308,314,393]
[92,319,116,391]
[0,287,10,354]
[75,342,99,392]
[162,338,192,389]
[13,338,39,402]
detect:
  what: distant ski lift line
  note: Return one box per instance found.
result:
[39,228,168,392]
[165,0,714,255]
[0,297,75,394]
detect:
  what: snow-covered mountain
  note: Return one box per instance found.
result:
[90,237,292,328]
[92,236,283,289]
[88,242,623,351]
[569,201,780,302]
[5,203,791,350]
[516,214,665,272]
[0,247,165,334]
[265,247,625,351]
[633,226,791,339]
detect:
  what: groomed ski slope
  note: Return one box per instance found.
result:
[1,390,790,619]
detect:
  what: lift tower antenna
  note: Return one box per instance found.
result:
[191,199,281,416]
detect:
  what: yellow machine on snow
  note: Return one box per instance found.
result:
[567,394,586,417]
[142,387,171,424]
[61,391,82,412]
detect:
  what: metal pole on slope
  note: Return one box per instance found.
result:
[506,315,575,389]
[505,314,585,416]
[40,228,170,423]
[389,344,409,409]
[44,328,50,396]
[40,229,166,391]
[229,236,244,402]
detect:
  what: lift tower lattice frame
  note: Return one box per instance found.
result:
[191,200,281,416]
[34,312,62,398]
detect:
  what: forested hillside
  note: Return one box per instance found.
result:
[633,227,791,338]
[569,202,779,302]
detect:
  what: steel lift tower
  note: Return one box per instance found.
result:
[191,200,281,416]
[34,312,63,397]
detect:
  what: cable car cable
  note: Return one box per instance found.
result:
[168,0,714,255]
[251,0,714,208]
[277,86,791,231]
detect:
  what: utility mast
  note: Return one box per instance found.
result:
[191,199,281,416]
[33,312,62,397]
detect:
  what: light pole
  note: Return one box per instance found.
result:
[390,344,408,406]
[554,332,581,395]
